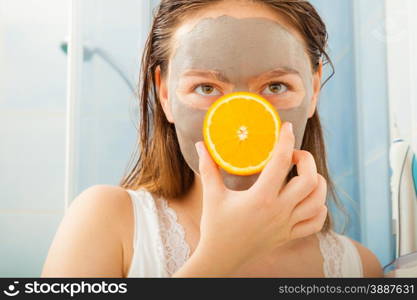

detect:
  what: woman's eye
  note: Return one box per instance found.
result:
[194,84,221,96]
[262,83,288,95]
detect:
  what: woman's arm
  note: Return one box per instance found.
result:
[41,185,133,277]
[350,239,384,277]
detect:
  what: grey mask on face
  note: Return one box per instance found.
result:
[167,16,314,191]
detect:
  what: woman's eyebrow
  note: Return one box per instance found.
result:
[180,67,300,83]
[181,69,231,83]
[247,67,301,85]
[258,67,300,79]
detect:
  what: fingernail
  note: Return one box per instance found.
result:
[287,122,293,134]
[195,142,202,157]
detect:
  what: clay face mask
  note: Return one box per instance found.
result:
[167,16,314,191]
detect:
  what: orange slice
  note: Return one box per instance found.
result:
[203,91,281,175]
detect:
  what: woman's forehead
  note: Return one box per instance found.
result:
[172,0,304,41]
[169,16,312,82]
[170,1,308,55]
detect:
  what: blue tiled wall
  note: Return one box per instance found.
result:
[311,0,394,266]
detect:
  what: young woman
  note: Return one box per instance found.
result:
[42,0,384,277]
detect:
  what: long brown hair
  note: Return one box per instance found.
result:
[120,0,348,233]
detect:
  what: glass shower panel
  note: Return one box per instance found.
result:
[69,0,151,199]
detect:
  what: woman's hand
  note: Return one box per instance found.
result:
[184,122,328,276]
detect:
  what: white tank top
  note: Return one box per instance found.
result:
[125,188,363,277]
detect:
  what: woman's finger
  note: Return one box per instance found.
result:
[195,141,226,196]
[250,122,295,196]
[289,205,328,240]
[288,174,327,226]
[277,150,318,211]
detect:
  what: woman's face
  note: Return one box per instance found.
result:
[156,0,322,191]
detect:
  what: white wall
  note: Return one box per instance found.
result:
[0,0,69,276]
[386,0,417,152]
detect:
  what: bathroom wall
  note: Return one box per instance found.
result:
[0,0,70,276]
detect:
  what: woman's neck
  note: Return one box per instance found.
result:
[175,174,204,231]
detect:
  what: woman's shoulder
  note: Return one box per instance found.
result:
[72,184,158,223]
[42,184,134,277]
[74,184,132,209]
[68,184,135,235]
[349,238,384,277]
[332,231,383,277]
[76,185,140,275]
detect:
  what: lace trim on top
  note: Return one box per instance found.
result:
[154,196,191,277]
[316,230,344,277]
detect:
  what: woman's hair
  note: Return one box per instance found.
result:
[120,0,348,233]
